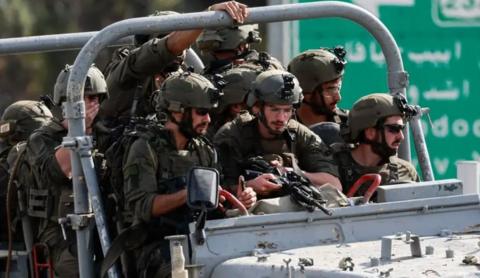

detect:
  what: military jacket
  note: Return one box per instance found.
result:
[332,150,420,196]
[100,37,180,119]
[26,120,73,245]
[213,112,337,190]
[123,127,216,226]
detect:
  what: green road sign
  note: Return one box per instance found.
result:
[298,0,480,179]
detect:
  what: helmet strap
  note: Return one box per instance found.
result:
[365,127,396,164]
[303,89,334,117]
[173,108,197,140]
[258,104,288,138]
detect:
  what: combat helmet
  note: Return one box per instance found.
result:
[53,64,108,106]
[155,71,223,113]
[346,93,405,142]
[216,66,260,113]
[0,100,53,144]
[288,47,347,93]
[246,69,303,108]
[197,24,261,53]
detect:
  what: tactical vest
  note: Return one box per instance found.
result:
[5,141,43,247]
[153,130,217,234]
[335,150,399,196]
[0,145,11,242]
[20,122,78,246]
[102,129,217,278]
[131,128,216,236]
[237,117,298,168]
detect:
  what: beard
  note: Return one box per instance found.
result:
[309,91,336,117]
[177,110,203,139]
[266,120,287,135]
[370,133,400,163]
[193,121,209,135]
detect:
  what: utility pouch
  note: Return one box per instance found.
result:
[27,188,52,218]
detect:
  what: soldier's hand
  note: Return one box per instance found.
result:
[209,1,248,24]
[247,173,282,196]
[85,102,99,133]
[237,184,256,209]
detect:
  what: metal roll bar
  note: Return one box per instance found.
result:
[0,33,204,71]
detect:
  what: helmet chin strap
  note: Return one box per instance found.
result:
[258,105,287,138]
[366,128,396,164]
[171,109,198,139]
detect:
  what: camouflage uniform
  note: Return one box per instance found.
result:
[332,150,419,195]
[215,114,336,191]
[331,93,419,196]
[100,37,182,119]
[122,72,220,277]
[0,100,53,243]
[123,128,216,237]
[23,64,108,278]
[197,24,283,77]
[214,70,336,192]
[26,120,79,277]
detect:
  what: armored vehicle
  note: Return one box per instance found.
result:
[1,1,479,278]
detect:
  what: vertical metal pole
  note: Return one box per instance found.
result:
[410,110,434,181]
[80,156,120,277]
[63,99,120,277]
[70,143,94,278]
[267,0,298,65]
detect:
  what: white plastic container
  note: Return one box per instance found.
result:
[456,161,480,194]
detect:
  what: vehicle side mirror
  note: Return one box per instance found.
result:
[187,166,219,211]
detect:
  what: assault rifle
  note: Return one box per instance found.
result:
[244,158,333,215]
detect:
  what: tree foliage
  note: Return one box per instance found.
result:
[0,0,264,112]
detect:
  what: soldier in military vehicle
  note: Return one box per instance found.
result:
[100,1,249,120]
[197,23,284,77]
[288,47,348,128]
[24,64,108,277]
[121,71,256,277]
[0,100,53,244]
[331,93,419,196]
[214,69,341,197]
[205,64,261,139]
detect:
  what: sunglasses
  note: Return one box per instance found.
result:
[195,108,211,116]
[383,124,405,134]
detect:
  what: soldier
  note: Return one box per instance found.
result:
[197,24,284,76]
[121,71,255,277]
[100,1,249,120]
[205,64,261,139]
[288,47,348,128]
[0,100,53,244]
[25,64,108,277]
[332,93,419,196]
[214,69,341,197]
